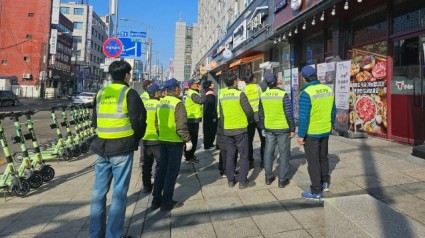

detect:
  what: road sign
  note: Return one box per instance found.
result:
[118,37,143,57]
[117,31,129,37]
[130,31,146,38]
[103,37,123,58]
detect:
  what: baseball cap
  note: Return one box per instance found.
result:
[301,65,317,78]
[187,78,200,87]
[264,73,277,83]
[146,84,160,95]
[164,78,180,89]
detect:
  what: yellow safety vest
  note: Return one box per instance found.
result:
[157,96,184,142]
[96,84,134,139]
[185,89,202,119]
[219,88,248,130]
[244,83,261,112]
[143,98,160,141]
[303,84,334,135]
[140,91,149,104]
[261,88,289,130]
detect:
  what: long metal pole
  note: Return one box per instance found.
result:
[115,0,119,37]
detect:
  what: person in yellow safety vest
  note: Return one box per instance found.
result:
[219,73,256,189]
[141,83,162,194]
[242,72,266,169]
[259,73,295,188]
[151,78,191,211]
[138,79,152,169]
[297,65,336,201]
[183,78,206,163]
[90,60,147,238]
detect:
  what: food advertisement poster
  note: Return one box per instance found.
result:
[291,68,299,120]
[334,60,352,133]
[317,62,336,90]
[348,49,388,135]
[283,69,292,94]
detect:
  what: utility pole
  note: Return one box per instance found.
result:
[147,38,152,80]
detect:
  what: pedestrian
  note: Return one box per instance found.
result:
[184,78,205,163]
[139,79,153,168]
[89,60,146,238]
[259,73,295,188]
[219,73,256,189]
[151,78,192,211]
[297,65,336,201]
[141,84,162,193]
[159,85,167,98]
[202,79,217,151]
[243,72,265,169]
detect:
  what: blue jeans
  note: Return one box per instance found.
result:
[264,132,291,182]
[152,143,183,206]
[89,152,134,238]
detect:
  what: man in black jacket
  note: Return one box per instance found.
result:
[202,79,217,150]
[89,60,146,238]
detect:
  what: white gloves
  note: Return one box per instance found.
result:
[185,141,193,151]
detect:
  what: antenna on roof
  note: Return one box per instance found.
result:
[179,11,183,21]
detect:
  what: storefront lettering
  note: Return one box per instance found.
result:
[247,12,264,31]
[395,81,413,91]
[273,0,287,14]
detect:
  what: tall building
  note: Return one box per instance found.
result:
[60,2,108,92]
[174,20,197,82]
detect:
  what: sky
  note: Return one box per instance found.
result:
[88,0,198,68]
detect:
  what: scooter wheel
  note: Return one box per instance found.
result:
[72,146,81,157]
[42,167,55,182]
[12,152,24,163]
[12,179,30,197]
[80,142,88,153]
[28,171,44,188]
[61,148,73,161]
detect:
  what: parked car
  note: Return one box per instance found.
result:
[72,92,96,105]
[67,92,81,101]
[0,90,19,106]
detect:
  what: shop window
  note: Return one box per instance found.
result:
[392,0,425,35]
[302,32,324,65]
[350,5,387,47]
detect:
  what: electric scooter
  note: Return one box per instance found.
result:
[60,105,87,154]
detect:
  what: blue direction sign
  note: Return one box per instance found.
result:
[118,37,143,57]
[103,37,123,58]
[117,31,129,37]
[130,31,146,38]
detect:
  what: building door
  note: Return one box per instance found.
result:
[391,35,425,145]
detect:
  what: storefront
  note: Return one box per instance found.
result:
[271,0,425,147]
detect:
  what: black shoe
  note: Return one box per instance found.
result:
[249,163,254,170]
[228,180,236,188]
[185,157,199,164]
[160,200,183,211]
[234,170,239,175]
[265,176,275,185]
[278,179,290,188]
[142,185,152,193]
[239,180,256,189]
[150,202,161,210]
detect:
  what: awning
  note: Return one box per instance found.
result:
[229,53,265,68]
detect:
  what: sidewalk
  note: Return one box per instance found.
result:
[1,135,425,237]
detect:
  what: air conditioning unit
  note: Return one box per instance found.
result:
[23,73,31,79]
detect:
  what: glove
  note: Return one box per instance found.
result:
[261,130,266,137]
[185,141,193,151]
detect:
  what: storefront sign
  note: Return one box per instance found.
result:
[247,6,268,33]
[274,0,287,14]
[334,61,352,133]
[391,78,415,95]
[290,0,303,11]
[283,69,292,93]
[49,29,58,54]
[51,0,60,24]
[291,68,300,120]
[223,49,233,59]
[233,20,247,49]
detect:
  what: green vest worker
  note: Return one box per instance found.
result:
[183,78,205,163]
[90,60,146,238]
[242,72,265,169]
[258,73,295,188]
[152,78,191,211]
[297,65,336,201]
[219,73,255,189]
[141,83,162,194]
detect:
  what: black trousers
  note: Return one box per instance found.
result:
[304,136,330,194]
[225,132,249,183]
[218,148,237,173]
[184,123,199,159]
[142,144,161,187]
[203,118,217,149]
[247,121,265,163]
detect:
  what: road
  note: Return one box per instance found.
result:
[0,98,91,163]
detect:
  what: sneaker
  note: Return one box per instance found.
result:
[205,146,215,151]
[278,179,290,188]
[301,191,324,201]
[185,157,199,164]
[265,176,275,185]
[322,182,330,192]
[220,171,226,178]
[239,180,256,189]
[228,180,236,188]
[160,200,184,211]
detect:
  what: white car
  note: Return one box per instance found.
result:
[73,92,96,105]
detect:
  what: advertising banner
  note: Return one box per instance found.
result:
[291,68,299,120]
[51,0,60,24]
[233,20,247,48]
[316,62,336,90]
[283,69,292,94]
[49,29,58,54]
[334,60,352,133]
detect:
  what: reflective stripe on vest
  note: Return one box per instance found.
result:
[219,88,248,130]
[261,89,289,130]
[141,91,149,103]
[303,84,334,135]
[244,84,261,112]
[185,89,202,119]
[96,84,133,139]
[143,99,160,141]
[157,96,183,142]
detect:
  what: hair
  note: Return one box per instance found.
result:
[224,73,237,87]
[202,80,212,89]
[243,72,254,83]
[108,60,131,81]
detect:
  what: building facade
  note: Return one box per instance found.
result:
[174,20,199,82]
[60,2,108,92]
